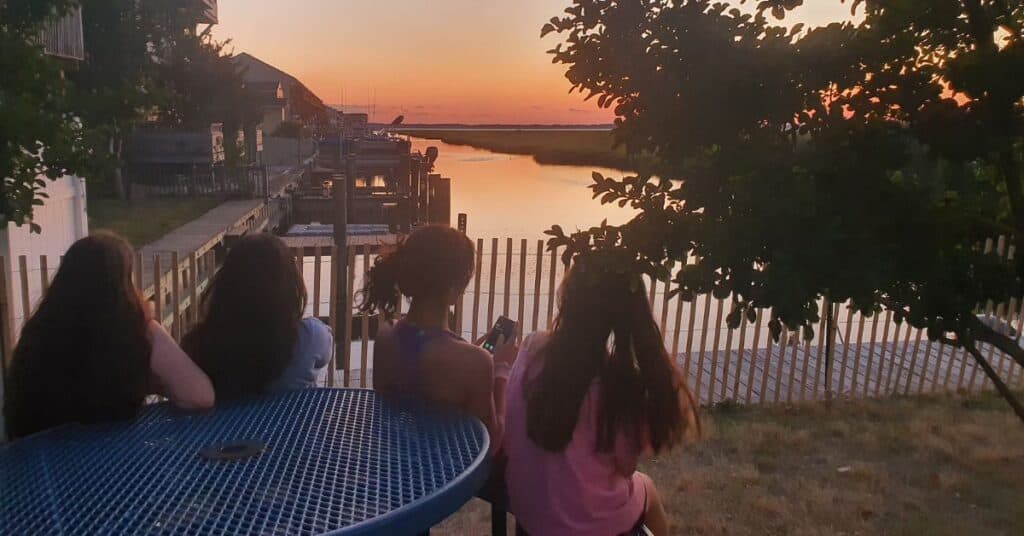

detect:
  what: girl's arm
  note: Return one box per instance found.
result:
[465,346,504,454]
[148,320,215,410]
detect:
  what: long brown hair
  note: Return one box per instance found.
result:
[359,225,475,318]
[183,233,306,400]
[526,255,699,453]
[4,232,151,438]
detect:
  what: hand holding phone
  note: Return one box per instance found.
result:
[482,316,517,354]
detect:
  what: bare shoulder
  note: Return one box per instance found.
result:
[522,330,550,352]
[445,339,493,378]
[370,323,397,364]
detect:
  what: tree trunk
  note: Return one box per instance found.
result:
[111,137,127,200]
[998,150,1024,278]
[963,341,1024,424]
[970,314,1024,370]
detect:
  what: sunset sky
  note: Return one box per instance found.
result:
[213,1,856,125]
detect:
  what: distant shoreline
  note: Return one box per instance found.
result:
[368,122,614,131]
[396,128,658,173]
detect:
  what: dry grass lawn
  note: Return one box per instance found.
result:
[437,394,1024,535]
[88,197,224,247]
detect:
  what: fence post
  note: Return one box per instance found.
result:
[546,247,558,328]
[324,248,335,388]
[745,307,763,405]
[487,238,498,330]
[873,310,892,398]
[17,257,30,329]
[865,312,880,397]
[0,257,15,373]
[313,247,322,318]
[344,248,356,386]
[332,176,348,388]
[732,303,748,398]
[188,252,198,328]
[532,240,543,334]
[824,299,835,406]
[708,296,724,405]
[471,239,483,341]
[171,252,181,340]
[453,223,468,336]
[721,302,736,402]
[503,238,513,318]
[153,254,163,327]
[39,256,49,294]
[517,239,527,343]
[360,247,370,387]
[695,295,713,405]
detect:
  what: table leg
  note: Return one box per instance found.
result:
[492,503,507,535]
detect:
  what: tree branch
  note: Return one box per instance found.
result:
[963,341,1024,424]
[970,313,1024,370]
[971,215,1017,236]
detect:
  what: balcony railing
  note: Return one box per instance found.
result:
[40,6,85,61]
[192,0,219,24]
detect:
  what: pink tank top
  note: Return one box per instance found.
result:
[503,333,650,535]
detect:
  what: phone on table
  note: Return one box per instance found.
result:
[482,316,517,354]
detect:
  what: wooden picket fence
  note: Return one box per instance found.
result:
[320,236,1024,406]
[3,236,1023,408]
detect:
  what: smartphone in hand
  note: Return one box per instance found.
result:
[482,316,516,354]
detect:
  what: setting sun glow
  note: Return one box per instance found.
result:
[213,0,856,124]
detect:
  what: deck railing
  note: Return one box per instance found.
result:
[3,235,1022,407]
[39,6,85,61]
[126,164,269,199]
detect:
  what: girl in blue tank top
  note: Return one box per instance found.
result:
[360,225,517,453]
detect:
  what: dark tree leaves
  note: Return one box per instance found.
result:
[542,1,1024,387]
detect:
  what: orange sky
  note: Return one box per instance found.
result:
[213,1,856,124]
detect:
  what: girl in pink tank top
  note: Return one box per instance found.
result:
[503,256,700,536]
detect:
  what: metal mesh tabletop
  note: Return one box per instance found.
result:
[0,389,489,535]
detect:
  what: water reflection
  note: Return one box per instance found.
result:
[409,136,636,239]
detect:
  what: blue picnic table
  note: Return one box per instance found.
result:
[0,388,490,535]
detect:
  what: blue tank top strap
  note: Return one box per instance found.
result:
[392,319,462,394]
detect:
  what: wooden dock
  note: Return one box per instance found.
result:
[138,168,303,325]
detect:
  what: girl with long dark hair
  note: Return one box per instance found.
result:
[183,233,333,400]
[361,225,516,452]
[4,232,214,439]
[504,255,700,536]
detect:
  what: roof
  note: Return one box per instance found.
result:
[242,80,286,106]
[234,53,325,110]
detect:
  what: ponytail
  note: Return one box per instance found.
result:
[358,225,475,319]
[360,247,404,319]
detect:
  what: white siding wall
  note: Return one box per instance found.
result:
[0,176,89,337]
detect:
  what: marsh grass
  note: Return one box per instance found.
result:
[437,393,1024,535]
[398,129,661,173]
